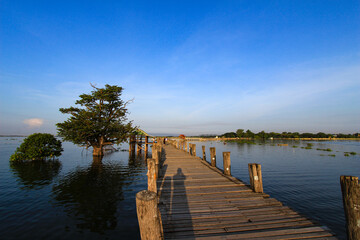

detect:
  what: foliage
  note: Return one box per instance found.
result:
[10,133,63,162]
[219,128,360,139]
[56,84,134,156]
[236,129,244,138]
[222,132,237,138]
[225,139,256,144]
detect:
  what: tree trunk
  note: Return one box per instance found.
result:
[93,146,104,156]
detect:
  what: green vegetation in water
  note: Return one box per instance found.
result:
[316,148,332,152]
[350,152,357,155]
[10,133,63,162]
[300,143,313,149]
[344,153,350,157]
[328,154,336,157]
[226,139,256,144]
[292,145,298,148]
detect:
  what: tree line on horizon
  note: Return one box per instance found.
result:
[199,129,360,139]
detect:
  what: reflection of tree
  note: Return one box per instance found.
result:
[10,160,61,190]
[52,156,145,234]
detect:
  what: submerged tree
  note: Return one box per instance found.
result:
[56,84,134,156]
[10,133,63,162]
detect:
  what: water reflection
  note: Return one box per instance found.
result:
[52,155,145,234]
[10,160,61,190]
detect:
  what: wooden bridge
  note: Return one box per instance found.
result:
[135,140,337,239]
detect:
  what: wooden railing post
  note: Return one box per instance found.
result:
[202,145,206,160]
[136,190,163,240]
[248,163,263,193]
[192,144,196,156]
[223,152,231,175]
[340,175,360,240]
[147,158,157,192]
[210,147,216,167]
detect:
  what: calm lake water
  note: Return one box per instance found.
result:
[1,137,359,239]
[0,137,148,239]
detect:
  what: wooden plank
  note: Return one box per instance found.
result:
[157,144,336,240]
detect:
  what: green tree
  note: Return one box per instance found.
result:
[245,129,254,138]
[222,132,237,138]
[10,133,63,162]
[258,130,268,140]
[236,129,244,138]
[57,84,134,156]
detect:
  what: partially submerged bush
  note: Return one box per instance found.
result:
[10,133,63,162]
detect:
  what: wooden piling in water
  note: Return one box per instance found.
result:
[145,136,148,153]
[210,147,216,167]
[139,136,143,153]
[136,190,163,240]
[202,145,206,160]
[340,175,360,240]
[223,152,231,176]
[248,163,263,193]
[147,158,157,192]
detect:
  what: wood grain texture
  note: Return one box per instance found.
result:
[157,143,336,239]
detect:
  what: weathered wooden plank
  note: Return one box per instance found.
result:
[157,144,336,240]
[173,227,332,239]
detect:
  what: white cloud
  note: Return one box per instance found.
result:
[23,118,44,128]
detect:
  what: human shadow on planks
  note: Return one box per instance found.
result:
[158,167,195,239]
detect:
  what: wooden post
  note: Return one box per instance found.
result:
[130,136,136,155]
[145,136,149,153]
[248,163,263,193]
[129,137,132,152]
[147,158,157,192]
[223,152,231,175]
[210,147,216,167]
[152,145,157,160]
[340,176,360,240]
[156,145,162,167]
[185,142,188,152]
[202,146,206,161]
[192,144,196,156]
[137,135,142,153]
[136,190,163,240]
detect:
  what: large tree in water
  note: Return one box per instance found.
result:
[57,84,134,156]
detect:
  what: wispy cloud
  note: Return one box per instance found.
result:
[23,118,44,128]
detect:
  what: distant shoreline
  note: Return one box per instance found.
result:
[178,137,360,141]
[0,135,27,137]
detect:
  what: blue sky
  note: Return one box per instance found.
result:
[1,0,359,135]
